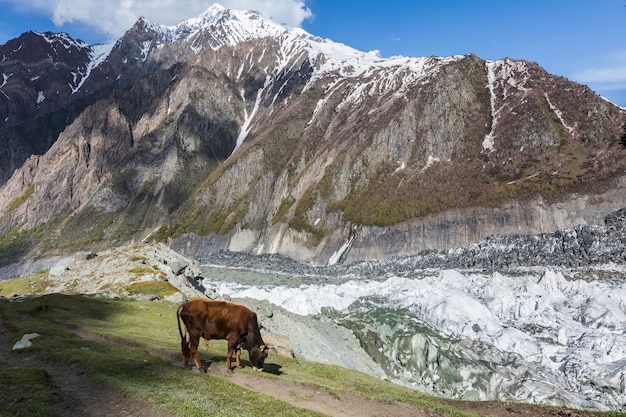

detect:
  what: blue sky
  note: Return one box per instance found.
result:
[1,0,625,106]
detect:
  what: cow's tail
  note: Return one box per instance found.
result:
[176,304,191,358]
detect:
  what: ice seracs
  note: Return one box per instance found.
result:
[205,266,626,410]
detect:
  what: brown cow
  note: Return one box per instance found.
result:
[176,299,269,373]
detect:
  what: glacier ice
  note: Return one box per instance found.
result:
[203,266,626,410]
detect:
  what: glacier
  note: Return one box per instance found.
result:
[200,263,626,411]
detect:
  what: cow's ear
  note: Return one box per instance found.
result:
[260,345,268,352]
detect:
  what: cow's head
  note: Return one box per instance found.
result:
[250,344,270,371]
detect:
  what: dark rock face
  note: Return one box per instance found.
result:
[0,23,180,185]
[0,32,118,184]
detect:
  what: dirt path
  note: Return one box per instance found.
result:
[210,366,428,417]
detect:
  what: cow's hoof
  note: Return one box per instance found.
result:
[227,368,234,374]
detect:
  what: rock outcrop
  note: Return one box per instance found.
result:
[0,31,119,184]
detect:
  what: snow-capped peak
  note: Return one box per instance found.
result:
[39,30,89,50]
[126,4,424,75]
[156,3,288,49]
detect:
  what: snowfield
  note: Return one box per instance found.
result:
[202,265,626,411]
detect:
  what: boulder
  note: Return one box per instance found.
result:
[12,333,40,350]
[164,292,187,304]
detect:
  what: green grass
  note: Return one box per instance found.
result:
[272,197,295,224]
[0,222,48,267]
[0,363,69,417]
[0,271,49,297]
[4,185,35,214]
[289,185,325,242]
[47,206,116,251]
[123,280,179,298]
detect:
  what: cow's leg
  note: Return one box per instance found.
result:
[226,347,233,372]
[181,330,191,369]
[235,347,242,368]
[226,339,239,372]
[181,343,189,369]
[189,335,205,373]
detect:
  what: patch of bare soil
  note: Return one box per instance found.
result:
[0,318,598,417]
[227,370,428,417]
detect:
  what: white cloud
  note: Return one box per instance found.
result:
[575,66,626,85]
[220,0,312,26]
[573,50,626,88]
[1,0,312,40]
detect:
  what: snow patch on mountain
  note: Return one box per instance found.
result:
[0,72,11,88]
[545,92,575,134]
[282,30,461,91]
[41,31,87,50]
[68,42,114,94]
[233,76,270,155]
[483,59,533,152]
[483,61,498,152]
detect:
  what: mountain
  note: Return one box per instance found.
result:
[0,31,116,184]
[0,4,625,268]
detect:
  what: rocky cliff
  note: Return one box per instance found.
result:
[0,31,117,184]
[0,5,625,267]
